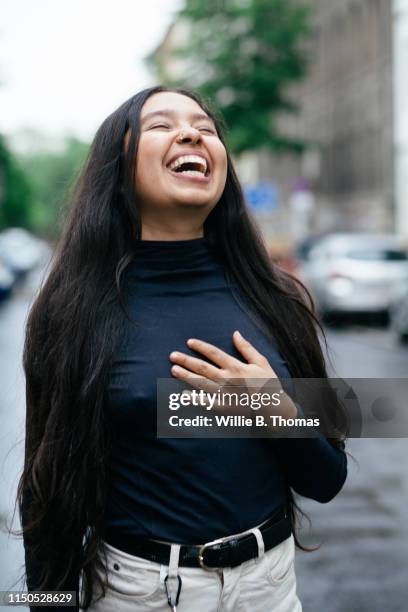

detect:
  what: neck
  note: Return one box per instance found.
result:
[140,223,204,242]
[141,210,205,241]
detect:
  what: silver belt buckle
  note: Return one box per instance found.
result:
[198,536,226,571]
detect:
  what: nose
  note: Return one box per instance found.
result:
[176,126,202,144]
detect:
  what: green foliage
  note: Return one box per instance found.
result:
[0,134,33,230]
[153,0,312,154]
[18,137,89,239]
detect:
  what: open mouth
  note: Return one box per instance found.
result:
[166,155,211,178]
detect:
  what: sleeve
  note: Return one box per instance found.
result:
[272,401,348,503]
[21,487,81,612]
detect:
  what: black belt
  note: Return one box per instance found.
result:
[104,504,292,570]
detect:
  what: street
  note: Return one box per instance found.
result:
[0,268,407,611]
[295,324,408,612]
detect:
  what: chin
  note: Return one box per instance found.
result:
[171,194,214,207]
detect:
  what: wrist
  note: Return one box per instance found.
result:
[279,392,298,419]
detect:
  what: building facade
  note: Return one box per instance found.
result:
[272,0,394,236]
[149,0,395,245]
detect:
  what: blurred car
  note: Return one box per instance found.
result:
[291,233,331,282]
[298,233,408,318]
[295,233,329,262]
[0,257,15,301]
[390,287,408,343]
[0,227,46,279]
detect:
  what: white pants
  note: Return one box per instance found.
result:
[80,529,302,612]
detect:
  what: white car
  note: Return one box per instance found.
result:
[0,257,15,300]
[0,227,48,276]
[298,233,408,318]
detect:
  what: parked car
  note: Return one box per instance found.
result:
[0,257,15,301]
[295,233,329,262]
[298,233,408,318]
[0,227,46,279]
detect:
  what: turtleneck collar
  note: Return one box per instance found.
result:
[128,235,221,273]
[135,236,207,251]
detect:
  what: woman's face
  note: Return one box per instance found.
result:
[134,91,228,215]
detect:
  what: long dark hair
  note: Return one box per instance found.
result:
[11,85,347,609]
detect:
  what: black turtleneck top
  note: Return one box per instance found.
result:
[23,236,347,610]
[103,236,347,544]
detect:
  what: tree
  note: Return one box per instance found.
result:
[153,0,312,154]
[18,136,89,239]
[0,134,33,230]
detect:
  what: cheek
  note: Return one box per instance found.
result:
[213,142,227,174]
[213,145,228,186]
[135,139,164,192]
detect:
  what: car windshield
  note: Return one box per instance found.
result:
[345,249,408,261]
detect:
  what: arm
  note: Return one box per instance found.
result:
[272,401,348,503]
[167,331,348,503]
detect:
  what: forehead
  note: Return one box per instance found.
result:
[140,91,210,121]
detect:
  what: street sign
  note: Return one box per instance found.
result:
[244,182,279,212]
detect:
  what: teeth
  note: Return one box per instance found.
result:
[168,155,208,174]
[176,170,206,177]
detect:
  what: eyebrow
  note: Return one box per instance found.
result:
[140,109,214,125]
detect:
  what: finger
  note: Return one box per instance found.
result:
[170,350,223,382]
[232,331,269,366]
[170,365,223,393]
[179,388,219,408]
[180,389,210,410]
[183,390,232,413]
[196,394,240,415]
[202,397,226,413]
[185,338,244,370]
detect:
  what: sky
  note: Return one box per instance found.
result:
[0,0,182,147]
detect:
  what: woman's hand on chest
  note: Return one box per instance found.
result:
[169,330,297,419]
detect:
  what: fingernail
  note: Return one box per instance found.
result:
[234,330,242,338]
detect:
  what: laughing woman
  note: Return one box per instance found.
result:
[16,86,348,612]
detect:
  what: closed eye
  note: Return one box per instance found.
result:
[149,124,216,134]
[149,124,170,129]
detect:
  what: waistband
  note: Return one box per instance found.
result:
[104,504,292,570]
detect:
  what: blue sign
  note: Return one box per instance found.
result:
[244,182,279,212]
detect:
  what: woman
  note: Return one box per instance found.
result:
[16,86,348,612]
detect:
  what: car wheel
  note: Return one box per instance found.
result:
[399,332,408,345]
[320,310,344,326]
